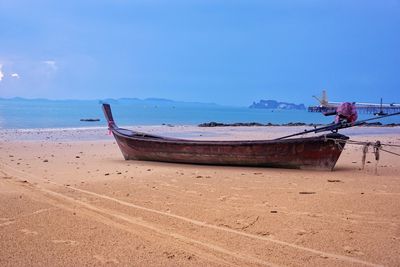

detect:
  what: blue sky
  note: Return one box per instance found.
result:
[0,0,399,106]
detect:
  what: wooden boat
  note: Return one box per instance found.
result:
[102,104,349,170]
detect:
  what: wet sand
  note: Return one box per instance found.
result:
[1,126,400,266]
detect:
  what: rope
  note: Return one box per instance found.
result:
[361,143,369,169]
[380,148,400,157]
[323,135,346,150]
[380,143,400,148]
[323,136,399,176]
[324,138,399,155]
[373,141,381,175]
[323,137,398,175]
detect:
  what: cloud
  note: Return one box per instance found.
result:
[43,60,57,71]
[0,64,3,81]
[11,73,20,78]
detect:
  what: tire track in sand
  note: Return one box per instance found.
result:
[0,163,383,267]
[7,180,240,267]
[0,167,276,267]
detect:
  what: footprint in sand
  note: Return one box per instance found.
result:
[93,255,119,264]
[296,230,308,236]
[0,220,15,227]
[20,229,38,235]
[343,246,364,256]
[52,240,79,246]
[218,195,228,201]
[230,187,244,191]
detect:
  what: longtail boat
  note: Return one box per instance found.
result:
[102,104,350,170]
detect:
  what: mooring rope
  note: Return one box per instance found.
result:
[380,148,400,157]
[379,143,400,148]
[324,138,399,156]
[324,136,400,148]
[323,136,400,174]
[361,143,369,169]
[373,141,381,175]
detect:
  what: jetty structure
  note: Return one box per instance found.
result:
[308,90,400,114]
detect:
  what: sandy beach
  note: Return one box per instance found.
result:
[1,125,400,266]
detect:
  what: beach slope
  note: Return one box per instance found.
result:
[1,126,400,266]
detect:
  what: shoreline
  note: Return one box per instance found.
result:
[1,125,400,142]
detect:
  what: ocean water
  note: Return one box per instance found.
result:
[0,98,399,129]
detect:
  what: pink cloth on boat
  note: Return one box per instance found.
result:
[335,102,358,123]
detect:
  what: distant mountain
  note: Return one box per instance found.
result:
[0,97,93,103]
[249,100,306,110]
[0,97,218,107]
[98,97,218,107]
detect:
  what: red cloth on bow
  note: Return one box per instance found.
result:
[335,102,358,124]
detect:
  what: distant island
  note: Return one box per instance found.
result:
[0,97,218,108]
[98,97,218,107]
[249,100,306,110]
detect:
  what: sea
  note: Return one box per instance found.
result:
[1,98,399,129]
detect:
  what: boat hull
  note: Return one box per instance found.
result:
[111,130,347,171]
[102,103,347,171]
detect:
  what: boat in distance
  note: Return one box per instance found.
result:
[102,104,348,171]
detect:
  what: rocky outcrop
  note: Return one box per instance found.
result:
[198,122,322,127]
[249,100,306,110]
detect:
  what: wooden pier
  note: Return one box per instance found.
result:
[308,105,400,114]
[310,90,400,115]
